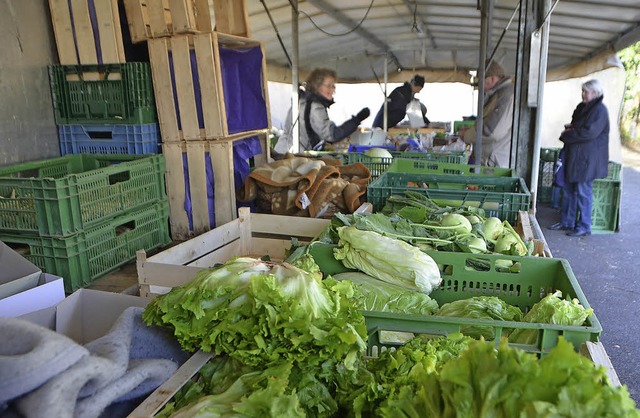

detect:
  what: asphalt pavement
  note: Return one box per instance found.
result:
[534,147,640,403]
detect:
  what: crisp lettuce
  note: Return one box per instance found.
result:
[333,226,442,294]
[334,271,439,315]
[143,257,367,370]
[508,290,594,344]
[379,338,640,418]
[436,296,523,340]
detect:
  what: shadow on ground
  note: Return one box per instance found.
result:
[535,162,639,403]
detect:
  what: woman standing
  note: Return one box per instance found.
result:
[549,79,610,237]
[275,68,369,153]
[372,75,425,129]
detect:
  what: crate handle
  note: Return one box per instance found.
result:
[115,219,136,236]
[86,129,114,140]
[108,170,131,185]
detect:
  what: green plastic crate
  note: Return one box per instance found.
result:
[388,158,514,177]
[607,161,621,181]
[591,179,621,233]
[537,159,557,203]
[49,63,156,125]
[0,202,171,293]
[305,242,602,357]
[0,154,166,236]
[540,147,561,163]
[347,151,468,181]
[453,120,475,133]
[367,172,530,224]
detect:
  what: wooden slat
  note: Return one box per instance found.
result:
[169,0,195,33]
[251,213,328,237]
[122,0,149,43]
[69,0,98,65]
[128,351,212,417]
[111,0,126,62]
[93,0,120,64]
[148,38,180,141]
[147,0,170,37]
[194,33,224,138]
[211,32,229,136]
[147,218,240,264]
[162,142,191,240]
[139,262,203,287]
[189,240,241,267]
[259,42,272,129]
[49,0,78,64]
[209,140,236,226]
[195,0,214,32]
[581,341,621,387]
[186,141,211,235]
[238,207,252,256]
[250,237,302,260]
[171,36,201,140]
[213,0,250,37]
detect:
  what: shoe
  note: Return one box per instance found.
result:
[548,222,571,231]
[566,229,591,237]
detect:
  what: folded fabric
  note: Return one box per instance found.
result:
[15,307,191,418]
[0,317,88,404]
[238,156,371,217]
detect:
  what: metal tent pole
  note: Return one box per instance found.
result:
[291,1,300,153]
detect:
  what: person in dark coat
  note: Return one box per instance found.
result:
[372,75,425,129]
[549,79,610,237]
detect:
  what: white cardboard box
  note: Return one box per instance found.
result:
[21,288,150,344]
[0,241,65,317]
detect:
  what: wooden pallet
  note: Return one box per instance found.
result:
[136,206,329,298]
[148,32,271,142]
[123,0,212,43]
[162,132,270,240]
[48,0,125,65]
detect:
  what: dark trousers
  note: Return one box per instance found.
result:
[561,180,593,232]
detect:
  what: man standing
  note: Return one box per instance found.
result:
[372,75,425,129]
[463,61,514,167]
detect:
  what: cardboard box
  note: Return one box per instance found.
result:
[0,241,66,317]
[21,289,150,344]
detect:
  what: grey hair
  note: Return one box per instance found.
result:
[582,79,604,98]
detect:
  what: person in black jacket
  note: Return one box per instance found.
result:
[372,75,425,129]
[549,79,610,237]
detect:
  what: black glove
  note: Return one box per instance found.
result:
[355,107,370,122]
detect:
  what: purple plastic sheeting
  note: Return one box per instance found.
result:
[182,136,263,230]
[219,46,269,134]
[169,51,204,131]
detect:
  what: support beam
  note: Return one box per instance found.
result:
[306,0,403,70]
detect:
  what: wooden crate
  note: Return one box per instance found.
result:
[148,32,271,142]
[128,342,621,417]
[162,133,270,240]
[136,206,329,298]
[516,210,551,257]
[123,0,213,44]
[49,0,125,65]
[213,0,251,38]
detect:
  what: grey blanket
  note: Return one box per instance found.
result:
[1,307,191,418]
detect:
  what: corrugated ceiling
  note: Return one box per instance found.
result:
[247,0,640,82]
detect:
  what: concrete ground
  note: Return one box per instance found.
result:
[535,145,640,403]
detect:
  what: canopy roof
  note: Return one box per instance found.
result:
[248,0,640,83]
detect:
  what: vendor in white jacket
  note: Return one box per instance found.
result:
[463,61,514,167]
[276,68,370,153]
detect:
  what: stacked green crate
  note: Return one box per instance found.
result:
[347,150,468,182]
[0,154,170,292]
[367,172,530,224]
[592,161,622,233]
[49,63,160,155]
[537,147,562,203]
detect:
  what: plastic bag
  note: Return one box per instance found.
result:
[553,148,565,187]
[406,99,426,128]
